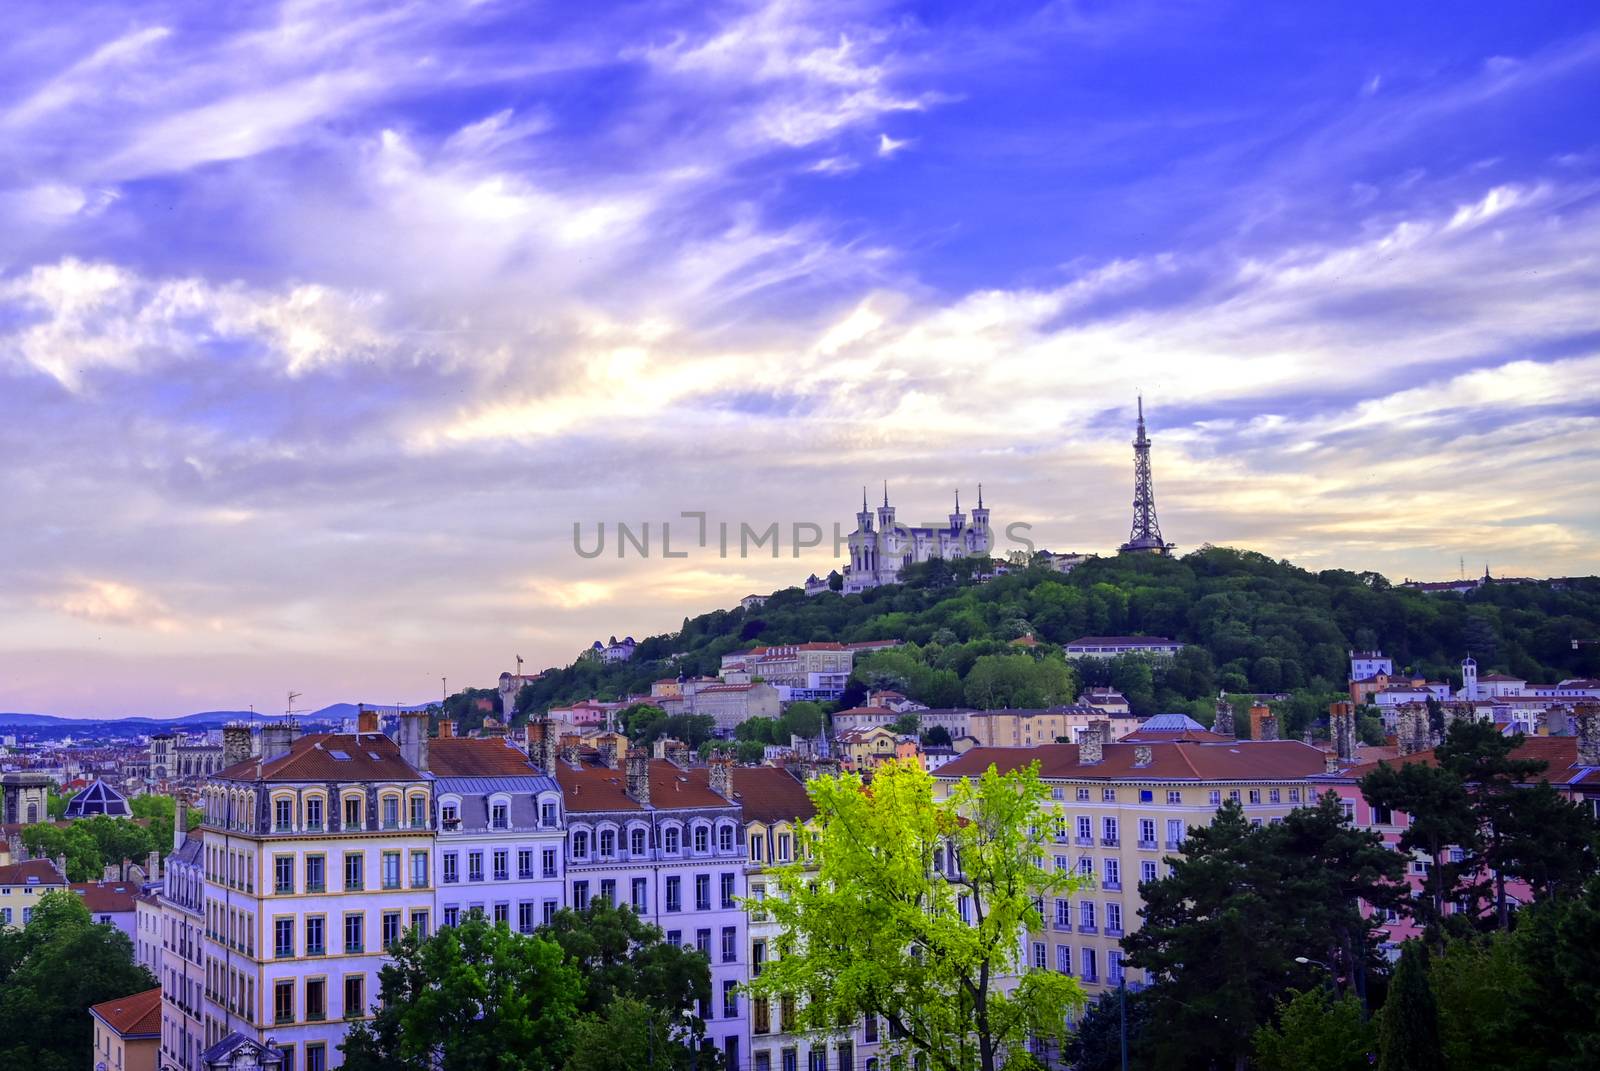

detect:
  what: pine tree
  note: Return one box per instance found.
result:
[1377,942,1444,1071]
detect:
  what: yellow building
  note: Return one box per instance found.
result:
[965,707,1142,748]
[933,730,1327,998]
[198,712,433,1071]
[0,858,66,927]
[836,726,899,770]
[90,986,163,1071]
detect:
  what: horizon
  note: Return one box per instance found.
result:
[4,2,1599,716]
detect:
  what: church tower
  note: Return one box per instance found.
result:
[876,482,896,532]
[970,484,992,553]
[949,489,966,532]
[1119,396,1173,555]
[857,486,874,533]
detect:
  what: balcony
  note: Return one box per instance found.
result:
[308,1009,326,1023]
[306,881,325,894]
[346,942,363,955]
[1106,926,1124,938]
[275,1013,293,1026]
[1100,837,1120,848]
[1102,880,1121,892]
[307,944,325,957]
[276,946,293,959]
[1137,839,1157,851]
[275,882,293,896]
[1074,835,1094,847]
[306,822,324,833]
[1078,923,1098,935]
[493,871,509,883]
[1164,839,1183,850]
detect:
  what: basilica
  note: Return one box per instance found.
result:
[842,485,992,593]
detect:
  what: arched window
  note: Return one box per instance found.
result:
[599,829,616,857]
[693,825,710,854]
[26,803,38,823]
[718,824,735,853]
[572,830,590,859]
[663,826,681,854]
[630,827,647,856]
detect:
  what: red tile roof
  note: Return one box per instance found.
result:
[0,859,66,886]
[72,881,138,914]
[556,758,733,812]
[214,732,423,783]
[89,987,162,1038]
[730,766,815,824]
[1338,736,1599,786]
[935,740,1329,782]
[427,737,539,777]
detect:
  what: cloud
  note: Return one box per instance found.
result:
[877,132,909,156]
[45,579,179,632]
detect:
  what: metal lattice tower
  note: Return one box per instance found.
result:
[1119,395,1172,555]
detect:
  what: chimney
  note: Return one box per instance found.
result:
[1259,714,1279,742]
[222,723,253,766]
[560,734,582,768]
[1397,704,1426,756]
[259,722,297,763]
[146,849,160,882]
[173,793,188,853]
[626,749,652,806]
[1325,754,1340,774]
[357,704,380,734]
[437,719,456,739]
[1212,695,1235,737]
[1080,721,1106,765]
[1133,745,1153,768]
[1248,703,1271,740]
[708,751,734,801]
[399,709,429,772]
[1329,702,1355,763]
[1576,703,1600,768]
[597,737,620,770]
[55,853,67,879]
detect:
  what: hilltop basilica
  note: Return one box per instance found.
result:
[842,485,993,593]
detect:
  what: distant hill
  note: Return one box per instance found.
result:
[0,701,429,736]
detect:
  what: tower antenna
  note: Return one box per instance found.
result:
[1119,395,1171,556]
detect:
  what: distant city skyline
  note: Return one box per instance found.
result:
[3,2,1599,716]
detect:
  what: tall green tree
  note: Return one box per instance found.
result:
[1430,933,1529,1071]
[1376,942,1443,1071]
[563,998,702,1071]
[541,900,713,1021]
[751,758,1085,1071]
[339,914,583,1071]
[1360,761,1478,942]
[1252,988,1376,1071]
[1435,720,1548,928]
[0,891,156,1071]
[1063,987,1151,1071]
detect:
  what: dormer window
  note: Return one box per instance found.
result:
[274,798,293,832]
[491,803,509,830]
[572,830,590,860]
[441,804,460,831]
[664,827,681,854]
[694,826,709,854]
[718,825,734,853]
[630,828,647,856]
[344,796,362,829]
[410,796,428,828]
[305,797,323,831]
[599,829,616,857]
[541,801,558,828]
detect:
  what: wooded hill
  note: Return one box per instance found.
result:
[495,547,1600,739]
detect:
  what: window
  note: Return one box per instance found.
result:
[1057,944,1071,973]
[1104,858,1120,889]
[491,802,509,830]
[753,938,767,977]
[1081,947,1098,982]
[1289,788,1301,803]
[864,1014,879,1043]
[544,900,558,926]
[1076,816,1092,841]
[411,796,428,828]
[274,980,294,1024]
[307,1044,326,1071]
[1079,901,1096,931]
[777,833,791,861]
[382,795,400,829]
[344,913,363,954]
[1248,789,1261,805]
[305,916,325,956]
[412,851,429,888]
[632,878,648,913]
[696,874,712,911]
[665,876,682,912]
[1141,861,1158,884]
[754,997,771,1034]
[1208,790,1222,806]
[572,830,590,859]
[306,797,323,831]
[274,855,294,894]
[1078,856,1094,878]
[718,824,735,852]
[667,929,682,946]
[443,853,459,884]
[664,827,681,854]
[1054,854,1068,872]
[441,803,460,829]
[1076,788,1090,802]
[541,800,558,827]
[720,872,736,909]
[1167,790,1182,804]
[599,829,616,857]
[694,826,710,853]
[494,903,510,924]
[723,979,739,1018]
[306,978,325,1021]
[275,918,293,958]
[1106,902,1123,934]
[493,850,509,882]
[344,853,364,892]
[1372,804,1393,825]
[343,795,362,829]
[573,881,590,911]
[1139,789,1153,803]
[305,854,325,893]
[1229,789,1241,803]
[443,906,460,928]
[1101,788,1116,802]
[1055,899,1071,928]
[468,852,484,882]
[1139,818,1156,846]
[1102,817,1119,845]
[1032,941,1047,969]
[631,827,647,856]
[695,929,712,956]
[274,797,293,832]
[1167,818,1184,848]
[344,975,365,1019]
[542,848,558,878]
[1268,788,1281,804]
[1108,949,1124,984]
[722,926,737,963]
[382,852,401,890]
[413,909,429,938]
[382,911,401,948]
[599,879,616,904]
[1341,800,1356,822]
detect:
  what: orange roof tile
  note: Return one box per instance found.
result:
[89,987,162,1038]
[935,740,1329,782]
[427,737,539,777]
[215,732,422,783]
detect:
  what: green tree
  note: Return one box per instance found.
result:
[1501,874,1600,1070]
[0,891,156,1071]
[563,998,701,1071]
[888,712,921,735]
[1253,987,1376,1071]
[1360,761,1478,942]
[1063,986,1151,1071]
[780,701,824,740]
[540,900,713,1021]
[339,914,583,1071]
[1376,942,1443,1071]
[1430,933,1529,1071]
[751,758,1085,1071]
[1435,720,1548,928]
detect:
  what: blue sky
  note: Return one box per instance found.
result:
[2,1,1599,715]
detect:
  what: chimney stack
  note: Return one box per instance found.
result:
[1133,745,1153,768]
[146,849,160,882]
[1325,754,1340,774]
[1258,714,1279,742]
[437,719,456,739]
[54,853,67,880]
[174,792,188,853]
[1212,694,1235,736]
[597,736,621,770]
[626,749,652,806]
[399,709,429,772]
[1329,702,1355,762]
[1248,703,1272,740]
[560,734,582,768]
[708,751,734,801]
[357,704,380,734]
[222,723,253,767]
[1576,703,1600,768]
[1397,703,1428,756]
[259,722,297,763]
[1080,720,1107,765]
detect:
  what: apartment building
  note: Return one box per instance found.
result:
[429,734,566,932]
[159,815,209,1071]
[555,748,751,1069]
[0,857,66,927]
[934,727,1328,1000]
[965,706,1141,748]
[198,712,434,1071]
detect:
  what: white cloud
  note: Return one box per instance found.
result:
[877,132,909,156]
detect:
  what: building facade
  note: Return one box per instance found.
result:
[842,488,992,593]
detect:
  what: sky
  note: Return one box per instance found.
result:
[2,1,1599,717]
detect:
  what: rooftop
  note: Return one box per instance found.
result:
[89,987,162,1038]
[936,740,1330,782]
[214,732,423,783]
[0,859,65,886]
[557,757,734,813]
[72,881,139,914]
[729,766,815,824]
[427,737,541,778]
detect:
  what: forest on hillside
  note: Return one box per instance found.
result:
[483,547,1600,740]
